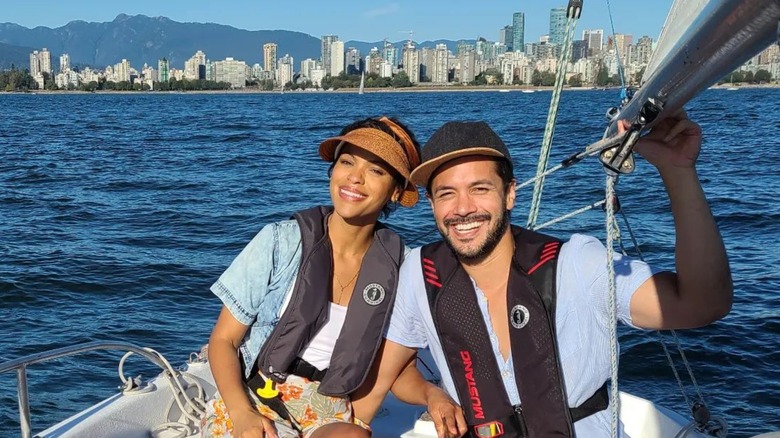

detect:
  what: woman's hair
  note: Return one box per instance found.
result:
[329,116,421,218]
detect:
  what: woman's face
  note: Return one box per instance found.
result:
[329,144,401,223]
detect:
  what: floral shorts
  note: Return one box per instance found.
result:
[200,373,370,438]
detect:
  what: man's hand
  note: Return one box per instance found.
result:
[231,407,279,438]
[626,109,703,171]
[425,385,467,438]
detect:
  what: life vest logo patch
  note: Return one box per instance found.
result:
[510,305,530,329]
[363,283,385,306]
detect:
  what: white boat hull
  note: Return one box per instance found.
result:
[33,360,709,438]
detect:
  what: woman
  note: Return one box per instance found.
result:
[201,116,422,438]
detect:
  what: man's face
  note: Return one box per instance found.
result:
[427,156,515,264]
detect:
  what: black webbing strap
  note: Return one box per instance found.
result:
[570,382,609,422]
[287,358,328,382]
[466,382,608,438]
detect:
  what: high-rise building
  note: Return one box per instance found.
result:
[401,43,420,83]
[572,40,588,63]
[512,13,525,53]
[367,48,383,75]
[38,48,52,75]
[381,41,398,67]
[419,47,435,82]
[184,50,206,80]
[321,35,339,76]
[499,25,513,51]
[345,47,362,75]
[114,59,131,82]
[59,54,70,73]
[214,57,248,88]
[432,43,449,84]
[29,51,41,76]
[549,7,567,46]
[758,43,779,64]
[459,48,476,84]
[633,36,654,65]
[379,61,393,78]
[263,43,278,72]
[277,54,294,86]
[583,29,604,57]
[158,58,170,82]
[300,58,318,80]
[330,40,345,76]
[607,33,633,64]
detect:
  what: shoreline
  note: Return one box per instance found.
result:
[4,83,780,95]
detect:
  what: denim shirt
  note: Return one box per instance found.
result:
[212,217,410,379]
[211,219,303,378]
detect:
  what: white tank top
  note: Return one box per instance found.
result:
[298,302,348,370]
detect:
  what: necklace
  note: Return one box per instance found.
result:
[334,269,360,304]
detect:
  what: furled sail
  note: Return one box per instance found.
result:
[613,0,780,133]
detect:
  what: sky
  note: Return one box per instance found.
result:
[4,0,674,43]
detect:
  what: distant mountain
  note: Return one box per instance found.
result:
[0,42,36,69]
[0,14,321,69]
[0,14,473,71]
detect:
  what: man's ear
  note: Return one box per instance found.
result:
[506,179,517,210]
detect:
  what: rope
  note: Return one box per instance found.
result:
[526,9,581,229]
[117,348,209,436]
[604,175,621,438]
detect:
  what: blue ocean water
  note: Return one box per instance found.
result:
[1,89,778,437]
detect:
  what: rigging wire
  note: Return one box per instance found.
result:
[605,0,628,99]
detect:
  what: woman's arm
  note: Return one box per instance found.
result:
[350,340,467,438]
[208,305,279,438]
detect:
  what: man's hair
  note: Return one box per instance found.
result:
[426,157,515,195]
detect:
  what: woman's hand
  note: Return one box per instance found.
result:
[231,407,279,438]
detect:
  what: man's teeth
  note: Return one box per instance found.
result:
[454,222,481,231]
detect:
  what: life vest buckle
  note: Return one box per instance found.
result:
[473,420,504,438]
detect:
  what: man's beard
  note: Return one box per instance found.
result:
[440,208,511,265]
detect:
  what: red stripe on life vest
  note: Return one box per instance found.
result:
[540,242,560,258]
[425,277,443,288]
[527,253,557,275]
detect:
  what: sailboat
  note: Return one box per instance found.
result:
[359,71,365,95]
[726,72,739,90]
[2,1,780,437]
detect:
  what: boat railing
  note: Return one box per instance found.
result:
[0,341,168,438]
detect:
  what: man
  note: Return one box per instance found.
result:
[358,114,732,438]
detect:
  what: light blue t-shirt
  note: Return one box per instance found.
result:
[386,233,659,437]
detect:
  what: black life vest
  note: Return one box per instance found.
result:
[421,225,607,438]
[256,206,403,397]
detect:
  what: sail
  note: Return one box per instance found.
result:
[643,0,709,80]
[359,72,365,95]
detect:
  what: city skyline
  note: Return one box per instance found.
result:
[4,0,674,44]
